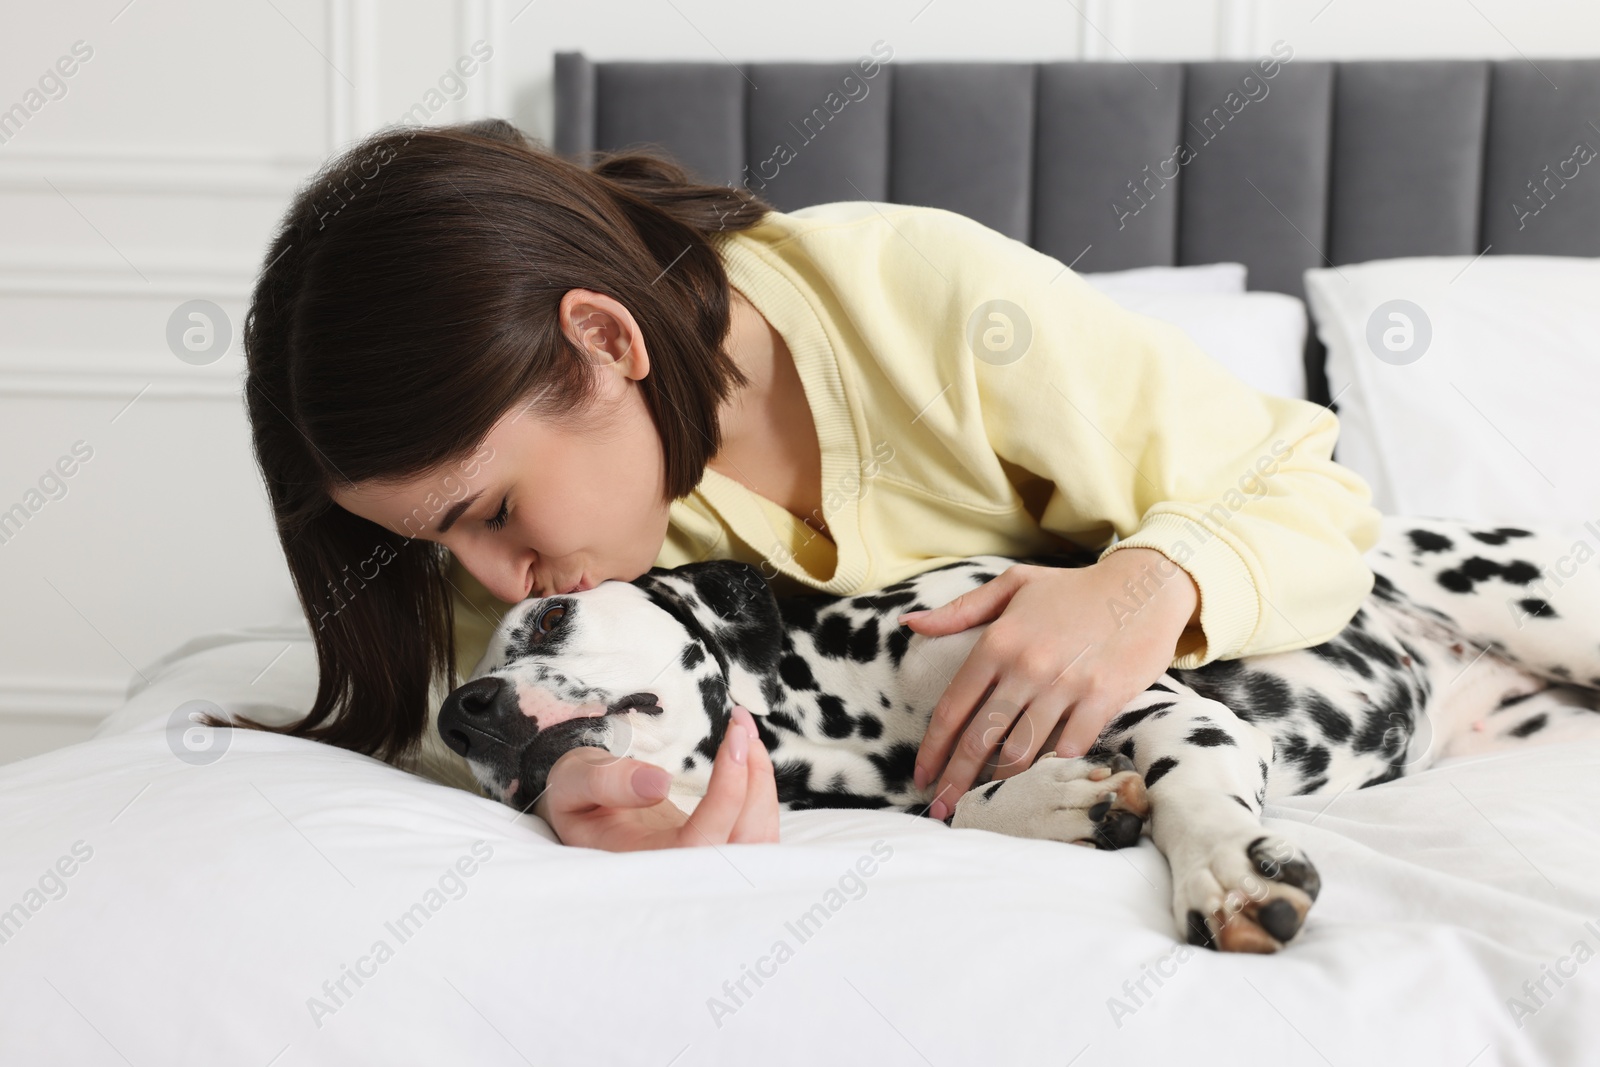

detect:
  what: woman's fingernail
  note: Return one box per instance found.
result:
[632,764,671,800]
[734,704,759,740]
[728,717,748,764]
[929,798,949,821]
[912,763,926,790]
[898,611,926,626]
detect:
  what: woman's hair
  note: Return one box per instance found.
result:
[225,117,773,765]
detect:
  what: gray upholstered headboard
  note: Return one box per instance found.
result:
[552,53,1600,406]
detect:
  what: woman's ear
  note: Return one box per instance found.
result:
[631,560,781,718]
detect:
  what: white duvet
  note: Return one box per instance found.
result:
[2,621,1599,1067]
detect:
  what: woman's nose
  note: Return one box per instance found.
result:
[454,545,533,604]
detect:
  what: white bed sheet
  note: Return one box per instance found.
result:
[3,618,1599,1066]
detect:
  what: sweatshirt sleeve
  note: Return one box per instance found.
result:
[946,220,1382,668]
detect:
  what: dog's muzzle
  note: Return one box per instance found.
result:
[438,677,667,765]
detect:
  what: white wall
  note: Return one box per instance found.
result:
[2,0,1597,764]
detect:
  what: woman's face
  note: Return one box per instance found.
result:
[329,290,674,605]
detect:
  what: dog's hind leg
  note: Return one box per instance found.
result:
[1369,516,1600,692]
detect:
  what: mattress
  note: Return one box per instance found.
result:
[3,617,1598,1066]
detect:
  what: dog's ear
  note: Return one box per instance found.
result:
[631,560,782,719]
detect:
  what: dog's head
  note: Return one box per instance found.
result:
[437,559,784,811]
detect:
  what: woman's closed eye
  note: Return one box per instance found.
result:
[485,496,509,531]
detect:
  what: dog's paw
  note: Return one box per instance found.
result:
[951,753,1149,849]
[1174,833,1321,954]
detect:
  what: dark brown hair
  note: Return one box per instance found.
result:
[224,118,773,765]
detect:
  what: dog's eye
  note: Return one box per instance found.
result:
[535,604,566,634]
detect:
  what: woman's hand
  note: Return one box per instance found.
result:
[903,548,1200,820]
[533,704,780,850]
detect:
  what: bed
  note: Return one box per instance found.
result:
[5,53,1600,1066]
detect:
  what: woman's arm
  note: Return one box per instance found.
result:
[867,209,1383,813]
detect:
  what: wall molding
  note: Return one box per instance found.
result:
[0,371,241,399]
[0,677,128,722]
[0,146,321,196]
[328,0,382,151]
[460,0,511,121]
[1216,0,1264,58]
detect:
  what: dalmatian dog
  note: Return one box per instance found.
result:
[437,516,1600,953]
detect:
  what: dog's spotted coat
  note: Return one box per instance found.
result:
[438,516,1600,953]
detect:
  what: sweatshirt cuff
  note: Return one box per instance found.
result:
[1098,509,1261,668]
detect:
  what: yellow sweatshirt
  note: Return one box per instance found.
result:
[449,200,1381,679]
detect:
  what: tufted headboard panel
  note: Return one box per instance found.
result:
[553,52,1600,405]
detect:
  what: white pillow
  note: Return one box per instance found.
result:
[1082,261,1247,297]
[1304,255,1600,524]
[1082,263,1308,400]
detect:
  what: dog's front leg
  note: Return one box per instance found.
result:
[1097,686,1322,953]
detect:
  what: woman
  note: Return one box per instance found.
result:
[234,117,1381,852]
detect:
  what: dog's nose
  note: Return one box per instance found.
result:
[437,676,518,758]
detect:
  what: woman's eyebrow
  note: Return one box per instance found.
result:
[435,490,484,534]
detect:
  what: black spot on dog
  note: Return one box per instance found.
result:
[1360,766,1403,788]
[1186,726,1236,747]
[1343,628,1403,672]
[751,714,781,752]
[886,626,911,668]
[767,709,801,732]
[1119,737,1136,761]
[867,741,918,793]
[773,759,891,810]
[1497,689,1542,710]
[817,693,853,739]
[777,596,822,630]
[978,779,1005,802]
[1408,529,1453,554]
[814,614,853,659]
[1510,713,1549,738]
[679,643,705,670]
[1109,702,1175,733]
[856,713,883,740]
[1145,756,1179,789]
[847,618,881,662]
[879,692,891,709]
[849,589,917,612]
[1519,598,1557,621]
[1470,527,1534,545]
[1088,796,1112,821]
[1440,557,1542,594]
[1304,694,1355,744]
[1280,734,1331,778]
[1230,794,1252,811]
[1309,639,1375,681]
[1146,682,1174,694]
[778,653,818,691]
[692,681,732,761]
